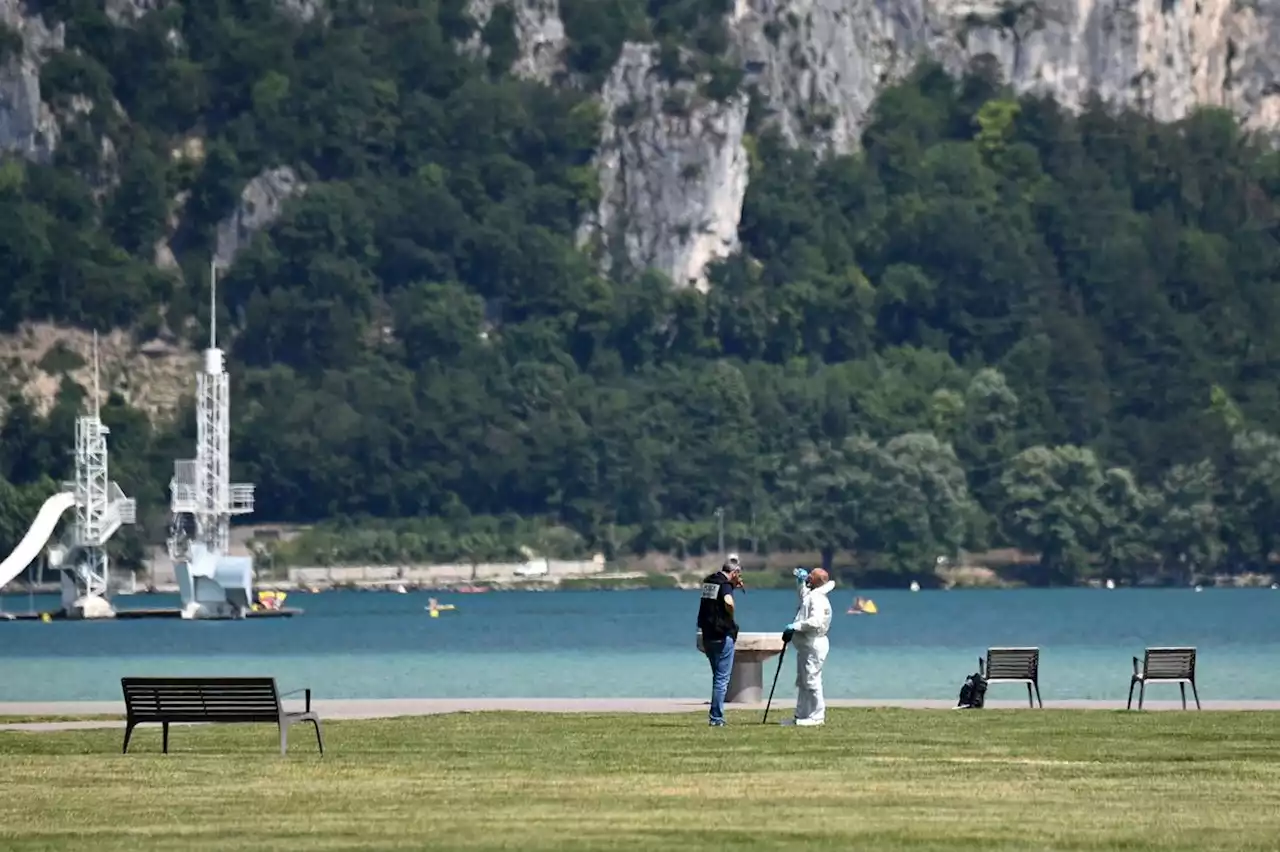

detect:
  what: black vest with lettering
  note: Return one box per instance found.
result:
[697,571,738,642]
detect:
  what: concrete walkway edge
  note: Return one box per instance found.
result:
[3,697,1280,731]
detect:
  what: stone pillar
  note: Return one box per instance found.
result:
[696,630,785,703]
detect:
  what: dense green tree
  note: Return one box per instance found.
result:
[998,445,1107,582]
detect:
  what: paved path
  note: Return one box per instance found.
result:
[3,697,1280,731]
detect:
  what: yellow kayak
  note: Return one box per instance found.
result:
[847,597,878,615]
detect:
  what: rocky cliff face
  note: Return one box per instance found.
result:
[0,323,199,421]
[577,44,750,291]
[486,0,1280,287]
[732,0,1280,153]
[466,0,567,83]
[0,0,64,162]
[215,166,308,270]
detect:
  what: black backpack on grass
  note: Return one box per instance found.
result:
[956,671,987,709]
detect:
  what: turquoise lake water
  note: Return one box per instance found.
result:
[0,587,1276,703]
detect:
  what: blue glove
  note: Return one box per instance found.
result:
[793,567,808,583]
[784,622,798,631]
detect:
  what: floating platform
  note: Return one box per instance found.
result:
[0,607,303,622]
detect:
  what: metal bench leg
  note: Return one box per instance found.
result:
[311,719,324,756]
[1033,681,1042,708]
[280,724,289,756]
[122,723,135,754]
[1138,682,1146,710]
[162,722,170,754]
[1127,680,1136,710]
[1180,683,1187,710]
[1026,683,1033,708]
[1191,681,1201,710]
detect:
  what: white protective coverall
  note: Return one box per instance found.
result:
[789,579,835,725]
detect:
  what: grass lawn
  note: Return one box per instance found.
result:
[0,715,123,724]
[3,708,1280,850]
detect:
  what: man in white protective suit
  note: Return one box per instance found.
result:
[780,566,835,726]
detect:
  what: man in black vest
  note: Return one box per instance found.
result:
[697,552,742,726]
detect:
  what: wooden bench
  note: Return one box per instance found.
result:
[1127,647,1200,710]
[979,647,1043,708]
[121,676,324,755]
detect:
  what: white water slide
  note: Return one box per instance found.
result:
[0,492,77,590]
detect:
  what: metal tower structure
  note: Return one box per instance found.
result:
[168,262,255,618]
[58,332,137,616]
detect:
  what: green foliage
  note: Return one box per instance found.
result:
[6,15,1280,584]
[559,0,648,86]
[37,342,86,375]
[557,0,736,91]
[0,471,60,568]
[480,3,520,76]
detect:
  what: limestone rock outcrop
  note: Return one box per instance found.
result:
[214,167,308,270]
[465,0,567,82]
[577,43,750,291]
[0,0,65,162]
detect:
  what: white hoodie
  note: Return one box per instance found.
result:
[791,580,835,647]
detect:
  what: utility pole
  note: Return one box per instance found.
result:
[714,507,724,558]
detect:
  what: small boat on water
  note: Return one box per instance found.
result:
[847,596,878,615]
[252,590,287,612]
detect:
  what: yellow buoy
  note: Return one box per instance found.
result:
[40,613,51,623]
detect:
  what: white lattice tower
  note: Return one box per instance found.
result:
[169,262,254,561]
[72,410,109,597]
[66,332,137,598]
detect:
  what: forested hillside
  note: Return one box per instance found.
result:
[2,1,1280,584]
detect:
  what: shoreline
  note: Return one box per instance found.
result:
[4,697,1280,730]
[8,577,1280,597]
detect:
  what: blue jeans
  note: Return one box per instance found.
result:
[705,634,735,724]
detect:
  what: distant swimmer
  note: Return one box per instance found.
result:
[847,596,877,615]
[426,597,457,618]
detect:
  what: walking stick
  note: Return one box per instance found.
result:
[762,638,790,724]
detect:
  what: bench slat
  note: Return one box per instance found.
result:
[123,688,279,695]
[122,678,278,686]
[129,711,280,716]
[1141,647,1195,680]
[123,686,278,693]
[127,695,277,703]
[125,694,273,700]
[985,648,1039,680]
[127,695,279,702]
[126,703,280,710]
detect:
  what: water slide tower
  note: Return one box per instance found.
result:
[54,333,138,618]
[167,263,256,619]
